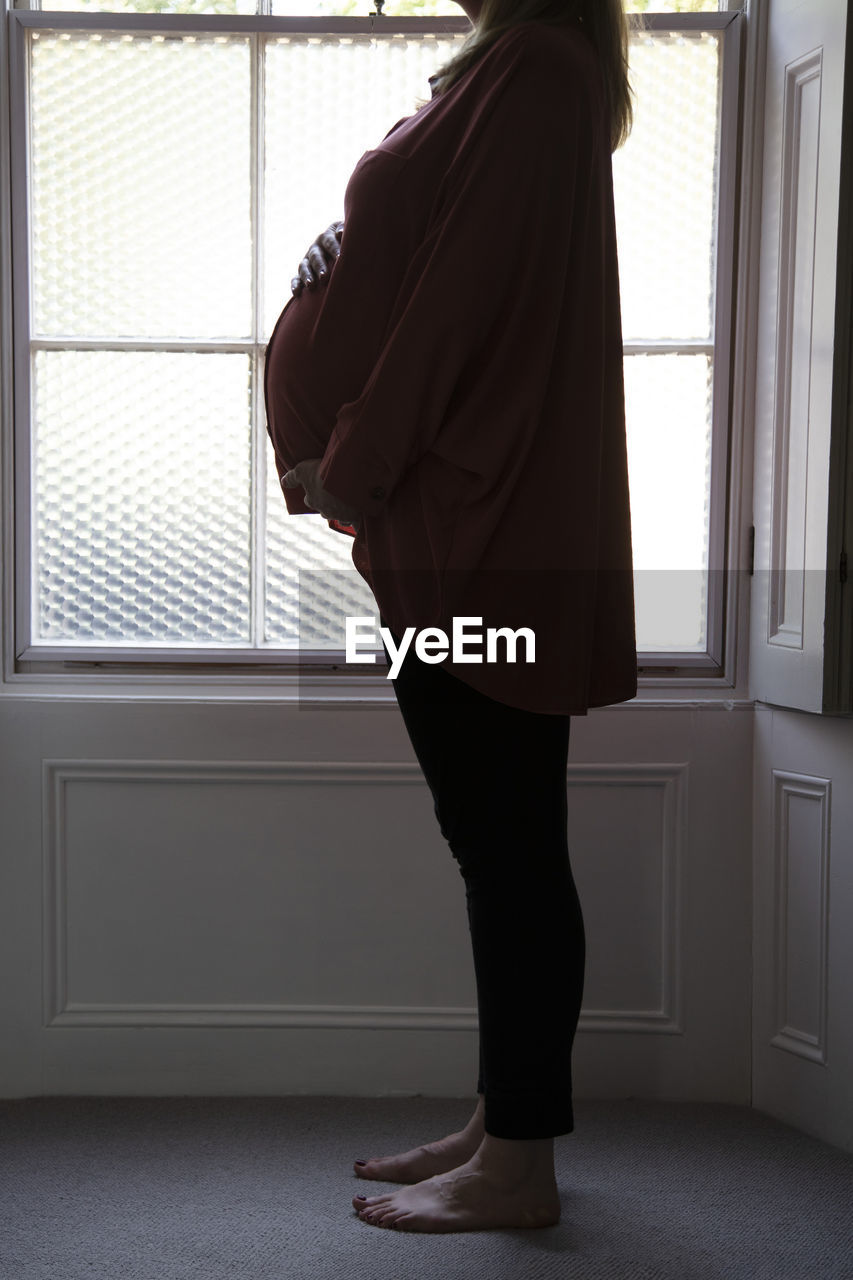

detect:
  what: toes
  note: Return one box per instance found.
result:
[353,1192,404,1227]
[352,1193,383,1208]
[353,1193,395,1221]
[357,1207,387,1227]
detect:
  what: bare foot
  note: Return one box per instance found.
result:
[352,1134,561,1233]
[354,1096,485,1184]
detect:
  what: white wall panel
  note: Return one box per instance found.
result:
[753,704,853,1154]
[43,760,476,1028]
[568,765,686,1034]
[770,770,830,1064]
[43,760,686,1038]
[0,700,753,1102]
[768,51,822,651]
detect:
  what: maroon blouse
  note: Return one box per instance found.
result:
[264,20,637,715]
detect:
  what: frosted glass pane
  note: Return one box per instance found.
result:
[624,353,712,650]
[625,1,719,10]
[264,32,464,335]
[34,352,251,643]
[30,1,258,20]
[30,32,252,338]
[35,1,460,10]
[263,441,377,648]
[271,2,462,12]
[615,30,720,340]
[268,1,461,11]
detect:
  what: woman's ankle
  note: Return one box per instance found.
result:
[462,1094,486,1137]
[472,1132,556,1180]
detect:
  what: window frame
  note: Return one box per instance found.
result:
[2,4,746,699]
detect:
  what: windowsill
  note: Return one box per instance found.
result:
[0,667,753,710]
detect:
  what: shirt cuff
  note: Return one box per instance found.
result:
[318,430,395,514]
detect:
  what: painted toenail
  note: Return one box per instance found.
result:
[355,1160,367,1166]
[356,1195,367,1201]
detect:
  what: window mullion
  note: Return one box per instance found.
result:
[250,28,266,650]
[8,13,35,662]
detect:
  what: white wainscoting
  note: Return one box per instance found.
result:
[753,705,853,1153]
[768,770,831,1064]
[42,760,478,1031]
[566,764,686,1035]
[0,700,754,1101]
[42,759,687,1037]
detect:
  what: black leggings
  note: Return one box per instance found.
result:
[382,624,585,1140]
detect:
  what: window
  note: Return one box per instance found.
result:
[3,0,742,679]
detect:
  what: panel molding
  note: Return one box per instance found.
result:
[43,759,685,1036]
[568,764,687,1036]
[770,769,831,1063]
[769,47,823,649]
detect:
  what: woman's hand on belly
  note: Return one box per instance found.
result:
[290,221,344,296]
[283,458,362,530]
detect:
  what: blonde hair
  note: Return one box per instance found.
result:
[428,0,638,152]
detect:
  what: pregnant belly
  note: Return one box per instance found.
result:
[264,287,341,474]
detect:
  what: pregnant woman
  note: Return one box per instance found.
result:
[264,0,638,1234]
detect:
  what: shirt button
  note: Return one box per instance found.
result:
[370,486,386,500]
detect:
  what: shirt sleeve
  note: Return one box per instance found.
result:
[317,28,596,514]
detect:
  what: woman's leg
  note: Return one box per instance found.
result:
[386,628,584,1140]
[352,627,583,1229]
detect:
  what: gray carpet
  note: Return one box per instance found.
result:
[1,1096,852,1279]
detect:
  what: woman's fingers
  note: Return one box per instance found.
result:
[291,222,344,295]
[309,243,329,281]
[319,223,343,260]
[292,251,324,295]
[291,258,311,296]
[298,255,317,289]
[282,459,361,526]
